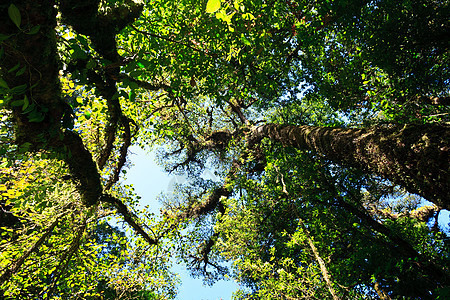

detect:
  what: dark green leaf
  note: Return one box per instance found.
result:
[129,81,139,90]
[129,90,136,102]
[26,25,40,35]
[22,95,29,110]
[10,84,27,94]
[0,78,9,89]
[22,102,36,114]
[8,63,20,73]
[8,4,21,29]
[16,66,27,77]
[130,70,144,78]
[28,111,45,122]
[86,59,97,69]
[0,34,11,42]
[10,100,24,107]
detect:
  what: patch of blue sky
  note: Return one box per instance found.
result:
[125,146,239,299]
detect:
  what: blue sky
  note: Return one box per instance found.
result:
[125,146,239,299]
[124,146,449,299]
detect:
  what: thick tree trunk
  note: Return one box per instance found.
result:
[250,123,449,210]
[1,0,63,139]
[1,1,154,244]
[1,0,102,206]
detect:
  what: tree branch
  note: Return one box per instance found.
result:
[101,194,157,245]
[0,214,62,283]
[46,215,87,297]
[105,116,135,190]
[297,218,340,300]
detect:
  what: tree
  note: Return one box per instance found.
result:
[1,0,448,299]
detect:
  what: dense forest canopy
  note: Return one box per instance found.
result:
[0,0,449,299]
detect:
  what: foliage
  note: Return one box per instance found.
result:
[0,0,449,299]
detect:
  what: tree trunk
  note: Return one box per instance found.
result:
[1,1,102,206]
[250,123,449,210]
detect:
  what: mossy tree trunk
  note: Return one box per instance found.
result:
[1,0,101,206]
[250,123,449,210]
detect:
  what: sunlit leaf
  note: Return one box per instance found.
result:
[206,0,221,13]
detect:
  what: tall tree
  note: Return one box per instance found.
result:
[1,0,448,299]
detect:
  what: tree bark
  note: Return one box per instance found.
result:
[250,123,449,210]
[1,1,102,206]
[298,218,340,300]
[374,281,392,300]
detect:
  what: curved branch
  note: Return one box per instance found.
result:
[336,195,450,287]
[101,194,157,245]
[178,187,231,221]
[105,116,135,190]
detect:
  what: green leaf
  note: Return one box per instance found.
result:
[0,78,8,89]
[86,59,97,69]
[129,90,136,102]
[8,63,20,73]
[242,13,255,20]
[28,111,45,122]
[22,95,29,110]
[124,61,137,73]
[10,84,27,94]
[0,34,11,42]
[26,25,40,35]
[130,70,144,78]
[18,142,32,152]
[129,81,139,90]
[76,35,89,48]
[206,0,221,13]
[70,44,88,60]
[16,66,27,77]
[241,35,251,46]
[8,4,21,29]
[11,99,24,107]
[137,60,150,69]
[22,102,36,114]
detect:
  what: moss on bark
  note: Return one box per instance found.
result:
[251,123,449,209]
